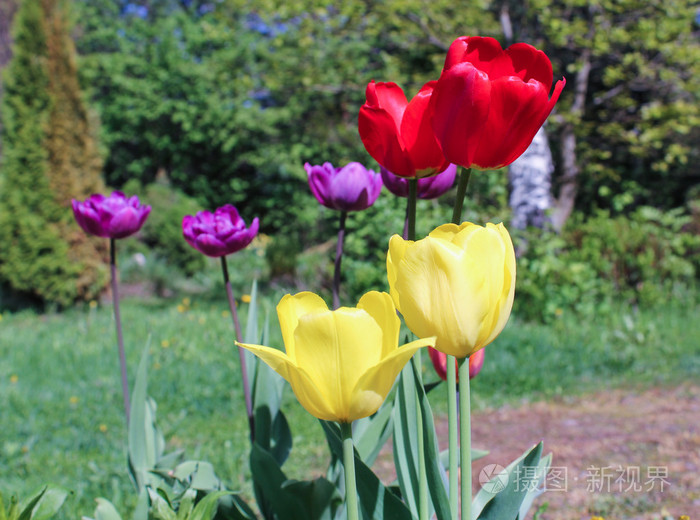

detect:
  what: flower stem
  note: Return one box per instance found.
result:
[447,170,469,518]
[333,211,347,310]
[451,168,472,224]
[340,422,360,520]
[407,178,418,241]
[447,355,458,518]
[459,357,472,520]
[406,177,426,518]
[221,256,255,441]
[110,239,130,426]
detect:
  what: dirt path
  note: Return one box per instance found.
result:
[376,384,700,519]
[466,384,700,519]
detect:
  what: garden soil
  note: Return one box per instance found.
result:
[377,384,700,519]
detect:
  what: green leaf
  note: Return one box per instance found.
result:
[281,478,340,520]
[147,489,177,520]
[189,491,236,520]
[210,494,257,520]
[249,443,309,520]
[92,498,123,520]
[474,443,544,520]
[26,486,68,520]
[353,402,393,467]
[409,359,451,520]
[130,490,149,520]
[439,448,490,468]
[128,339,163,490]
[517,453,552,520]
[392,365,420,514]
[320,421,414,520]
[172,461,221,491]
[17,487,46,520]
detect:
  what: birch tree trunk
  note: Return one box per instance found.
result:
[508,127,554,230]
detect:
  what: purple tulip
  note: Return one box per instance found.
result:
[182,204,259,258]
[72,191,151,239]
[304,161,382,212]
[380,164,457,200]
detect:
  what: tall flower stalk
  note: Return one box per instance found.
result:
[305,162,381,308]
[182,204,259,440]
[72,191,151,426]
[220,256,254,437]
[340,422,359,520]
[449,166,471,518]
[110,238,130,424]
[333,211,347,309]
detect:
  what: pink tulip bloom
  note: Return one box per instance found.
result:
[72,191,151,239]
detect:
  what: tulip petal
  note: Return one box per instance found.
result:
[472,77,551,169]
[235,342,294,382]
[292,307,383,419]
[359,105,414,178]
[349,336,434,421]
[357,291,400,358]
[505,43,554,91]
[400,81,449,176]
[365,81,408,128]
[431,62,491,169]
[392,235,494,357]
[427,222,463,242]
[237,341,339,421]
[386,234,411,313]
[478,223,516,347]
[286,364,341,422]
[444,36,504,75]
[276,292,328,362]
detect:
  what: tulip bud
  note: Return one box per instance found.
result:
[387,222,515,358]
[72,191,151,239]
[304,162,382,212]
[182,204,259,257]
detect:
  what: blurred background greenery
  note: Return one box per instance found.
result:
[0,0,698,517]
[0,0,698,313]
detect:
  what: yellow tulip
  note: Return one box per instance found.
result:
[236,291,434,423]
[387,221,515,358]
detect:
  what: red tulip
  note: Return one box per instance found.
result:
[359,80,450,178]
[428,347,484,382]
[431,36,565,170]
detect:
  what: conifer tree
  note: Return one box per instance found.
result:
[0,0,107,306]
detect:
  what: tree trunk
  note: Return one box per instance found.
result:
[508,127,554,230]
[551,48,592,232]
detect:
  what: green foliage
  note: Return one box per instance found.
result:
[0,486,69,520]
[515,206,700,322]
[0,0,107,307]
[512,0,700,211]
[123,180,206,277]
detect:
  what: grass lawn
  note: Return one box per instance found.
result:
[1,291,698,518]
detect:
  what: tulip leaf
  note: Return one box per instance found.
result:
[16,486,68,520]
[189,491,240,520]
[128,339,166,491]
[353,401,393,466]
[211,494,257,520]
[91,498,123,520]
[439,448,490,467]
[392,365,421,515]
[473,442,543,520]
[516,453,552,520]
[250,443,322,520]
[320,421,414,520]
[282,478,340,520]
[409,359,451,520]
